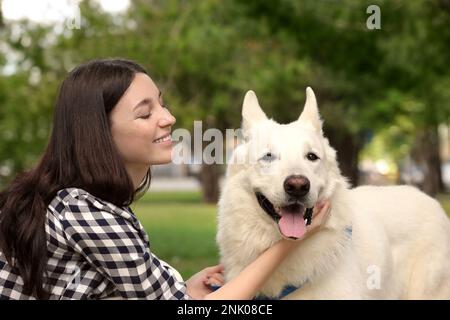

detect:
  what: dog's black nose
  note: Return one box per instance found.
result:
[284,175,310,198]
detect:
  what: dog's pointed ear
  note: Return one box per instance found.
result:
[242,90,268,132]
[298,87,322,130]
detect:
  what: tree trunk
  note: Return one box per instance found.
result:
[199,163,221,203]
[0,0,3,28]
[325,126,363,187]
[412,126,444,196]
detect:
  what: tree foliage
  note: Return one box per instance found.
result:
[0,0,448,197]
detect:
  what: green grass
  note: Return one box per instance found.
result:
[136,191,204,204]
[131,191,218,279]
[131,190,450,281]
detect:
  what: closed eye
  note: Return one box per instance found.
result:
[139,114,152,119]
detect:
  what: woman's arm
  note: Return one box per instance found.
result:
[204,238,298,300]
[202,201,331,300]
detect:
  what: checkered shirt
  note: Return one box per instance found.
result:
[0,187,190,300]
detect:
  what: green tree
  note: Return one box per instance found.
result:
[1,0,448,199]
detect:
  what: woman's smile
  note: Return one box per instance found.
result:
[153,132,172,145]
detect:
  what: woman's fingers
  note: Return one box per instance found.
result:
[206,264,224,274]
[205,275,225,286]
[202,264,225,286]
[312,200,327,218]
[308,201,331,230]
[204,272,225,286]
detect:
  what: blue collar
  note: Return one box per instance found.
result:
[254,284,302,300]
[254,225,353,300]
[345,225,353,237]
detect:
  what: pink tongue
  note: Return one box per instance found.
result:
[278,211,306,239]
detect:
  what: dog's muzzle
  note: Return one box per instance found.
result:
[255,192,314,240]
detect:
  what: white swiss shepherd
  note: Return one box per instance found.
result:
[216,88,450,299]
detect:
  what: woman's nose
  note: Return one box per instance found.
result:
[159,107,176,127]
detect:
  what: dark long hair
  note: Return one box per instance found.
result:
[0,58,152,299]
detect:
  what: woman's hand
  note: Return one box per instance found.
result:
[306,200,332,234]
[185,264,224,299]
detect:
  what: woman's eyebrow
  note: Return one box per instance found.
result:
[133,91,163,111]
[132,98,152,111]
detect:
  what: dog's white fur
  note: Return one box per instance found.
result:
[216,88,450,299]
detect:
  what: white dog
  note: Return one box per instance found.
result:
[216,88,450,299]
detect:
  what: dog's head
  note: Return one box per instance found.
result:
[232,87,344,240]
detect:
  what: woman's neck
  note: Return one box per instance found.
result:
[125,163,149,190]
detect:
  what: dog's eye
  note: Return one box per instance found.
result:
[306,152,320,161]
[260,152,275,162]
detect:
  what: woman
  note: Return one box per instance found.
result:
[0,59,330,300]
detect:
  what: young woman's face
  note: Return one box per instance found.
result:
[109,73,176,169]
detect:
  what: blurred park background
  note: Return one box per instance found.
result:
[0,0,449,278]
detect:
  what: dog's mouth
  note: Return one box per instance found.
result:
[255,192,314,240]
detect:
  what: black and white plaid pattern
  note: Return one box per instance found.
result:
[0,188,190,300]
